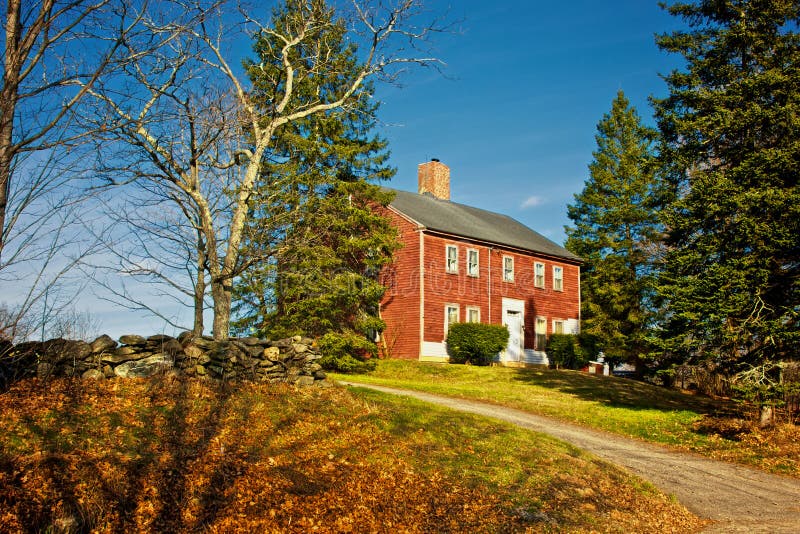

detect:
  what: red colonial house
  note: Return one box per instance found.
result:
[378,159,582,366]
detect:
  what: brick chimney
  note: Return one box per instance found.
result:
[418,159,450,200]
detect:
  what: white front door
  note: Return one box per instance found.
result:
[504,310,523,362]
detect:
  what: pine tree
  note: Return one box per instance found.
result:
[232,1,399,369]
[653,1,800,373]
[566,90,661,367]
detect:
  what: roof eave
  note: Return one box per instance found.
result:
[387,204,427,231]
[420,227,584,265]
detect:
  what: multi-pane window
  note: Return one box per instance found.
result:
[445,304,459,335]
[535,317,547,351]
[553,320,565,335]
[503,256,514,282]
[534,262,545,288]
[467,249,479,277]
[446,245,458,273]
[467,306,480,323]
[553,266,563,291]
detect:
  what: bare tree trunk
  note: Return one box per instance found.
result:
[211,278,231,339]
[760,405,774,428]
[0,124,12,260]
[193,232,206,335]
[0,0,22,260]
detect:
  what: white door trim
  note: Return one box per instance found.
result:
[501,298,525,362]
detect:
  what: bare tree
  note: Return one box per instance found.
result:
[1,1,145,340]
[82,0,444,339]
[0,0,138,258]
[84,183,214,335]
[0,147,103,341]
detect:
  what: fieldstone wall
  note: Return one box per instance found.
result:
[0,333,328,388]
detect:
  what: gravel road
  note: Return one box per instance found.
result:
[341,382,800,533]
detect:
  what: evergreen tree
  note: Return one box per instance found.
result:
[232,1,399,369]
[566,90,661,367]
[653,1,800,372]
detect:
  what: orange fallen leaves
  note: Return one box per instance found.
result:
[0,377,707,533]
[0,378,520,533]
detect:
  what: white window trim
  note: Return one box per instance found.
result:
[553,265,563,292]
[466,306,481,323]
[553,319,565,335]
[534,262,545,289]
[445,304,460,338]
[446,244,458,273]
[503,255,514,282]
[535,316,548,351]
[467,248,479,277]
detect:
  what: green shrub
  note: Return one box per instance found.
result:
[547,334,587,370]
[317,330,377,373]
[446,323,509,366]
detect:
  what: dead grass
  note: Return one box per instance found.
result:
[0,377,706,533]
[691,417,800,475]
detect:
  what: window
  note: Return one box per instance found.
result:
[467,306,480,323]
[553,266,563,291]
[503,256,514,282]
[535,317,547,351]
[553,319,564,334]
[467,249,479,277]
[534,262,545,288]
[446,245,458,273]
[445,304,459,336]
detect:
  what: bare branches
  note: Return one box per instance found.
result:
[78,0,447,338]
[0,150,104,342]
[1,0,148,338]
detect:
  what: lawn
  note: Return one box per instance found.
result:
[332,360,800,477]
[0,376,705,533]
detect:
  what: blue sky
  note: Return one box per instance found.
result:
[7,1,691,339]
[99,0,690,337]
[376,0,686,244]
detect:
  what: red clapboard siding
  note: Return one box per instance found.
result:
[378,207,581,359]
[420,234,580,349]
[378,207,422,359]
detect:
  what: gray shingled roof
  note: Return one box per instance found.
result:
[386,188,582,263]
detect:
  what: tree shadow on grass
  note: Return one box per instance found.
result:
[0,376,256,532]
[509,367,739,416]
[1,376,392,532]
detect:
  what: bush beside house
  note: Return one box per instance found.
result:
[446,323,509,366]
[547,334,588,370]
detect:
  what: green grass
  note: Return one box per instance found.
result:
[348,386,704,531]
[331,360,800,475]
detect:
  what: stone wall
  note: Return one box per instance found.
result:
[0,333,328,388]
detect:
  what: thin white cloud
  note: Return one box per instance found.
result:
[520,195,545,209]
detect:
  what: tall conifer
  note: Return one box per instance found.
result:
[653,0,800,370]
[232,0,399,365]
[566,91,661,366]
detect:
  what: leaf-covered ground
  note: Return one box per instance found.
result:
[0,377,705,532]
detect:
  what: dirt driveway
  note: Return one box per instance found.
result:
[342,382,800,533]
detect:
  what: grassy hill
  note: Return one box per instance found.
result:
[0,376,704,532]
[333,360,800,477]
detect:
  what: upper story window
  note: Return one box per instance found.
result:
[553,266,563,291]
[466,306,480,323]
[503,256,514,282]
[534,262,545,288]
[467,249,479,277]
[446,245,458,273]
